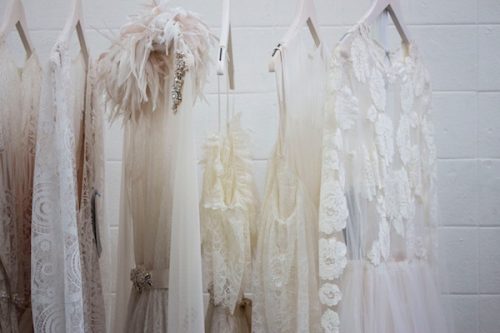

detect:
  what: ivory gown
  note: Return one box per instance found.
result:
[201,114,258,333]
[252,33,327,333]
[98,4,213,332]
[317,23,450,333]
[0,40,41,333]
[31,41,107,333]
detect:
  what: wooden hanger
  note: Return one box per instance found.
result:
[269,0,322,72]
[0,0,33,58]
[357,0,410,44]
[217,0,235,89]
[58,0,89,70]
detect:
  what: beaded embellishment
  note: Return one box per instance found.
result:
[130,266,153,293]
[171,52,188,113]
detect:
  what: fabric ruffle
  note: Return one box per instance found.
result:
[200,114,258,315]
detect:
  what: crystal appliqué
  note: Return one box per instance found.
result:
[171,52,188,114]
[130,266,153,293]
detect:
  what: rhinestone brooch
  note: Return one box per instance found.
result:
[171,52,188,113]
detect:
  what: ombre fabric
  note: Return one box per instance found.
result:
[0,40,41,333]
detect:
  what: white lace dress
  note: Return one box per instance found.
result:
[201,114,257,333]
[98,5,213,332]
[252,35,327,333]
[318,24,449,333]
[31,42,106,333]
[0,41,41,333]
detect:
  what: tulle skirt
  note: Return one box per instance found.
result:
[126,289,168,333]
[338,260,449,333]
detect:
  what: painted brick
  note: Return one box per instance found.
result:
[444,295,479,333]
[477,93,500,158]
[478,26,500,91]
[412,26,477,91]
[479,296,500,333]
[479,228,500,293]
[437,160,478,226]
[433,92,477,159]
[478,0,500,24]
[439,227,479,294]
[402,0,477,24]
[478,160,500,226]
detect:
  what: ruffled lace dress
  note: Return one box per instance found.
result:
[252,34,327,332]
[0,40,41,333]
[317,24,450,333]
[98,4,213,332]
[201,114,258,333]
[31,42,107,333]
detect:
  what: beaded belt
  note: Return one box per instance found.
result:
[130,266,169,293]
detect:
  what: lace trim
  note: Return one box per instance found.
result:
[200,114,257,313]
[318,125,348,332]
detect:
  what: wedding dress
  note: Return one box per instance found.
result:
[98,4,213,332]
[318,23,449,333]
[252,33,327,333]
[31,42,106,332]
[201,112,258,333]
[0,40,41,333]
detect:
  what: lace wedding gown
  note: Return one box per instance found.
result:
[98,4,212,332]
[318,23,449,333]
[31,42,107,333]
[201,113,257,333]
[0,41,41,333]
[252,34,327,332]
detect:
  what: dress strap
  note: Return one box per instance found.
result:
[273,45,287,157]
[216,58,232,134]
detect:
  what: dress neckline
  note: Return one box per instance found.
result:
[351,22,418,75]
[0,41,38,79]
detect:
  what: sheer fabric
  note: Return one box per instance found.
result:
[112,71,206,333]
[318,24,449,333]
[98,4,213,332]
[201,114,258,333]
[0,41,41,333]
[31,42,106,333]
[252,35,327,332]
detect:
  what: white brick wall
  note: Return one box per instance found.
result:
[1,1,499,332]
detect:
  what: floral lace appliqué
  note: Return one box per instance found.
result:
[321,309,341,333]
[397,115,412,165]
[370,68,386,111]
[362,146,378,201]
[401,79,415,114]
[319,283,342,307]
[319,238,347,280]
[319,179,348,235]
[366,105,378,122]
[375,114,395,165]
[335,87,359,130]
[351,37,371,83]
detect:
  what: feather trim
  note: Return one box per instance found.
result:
[97,2,214,122]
